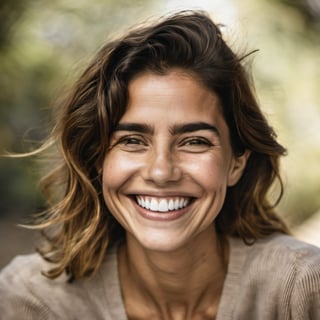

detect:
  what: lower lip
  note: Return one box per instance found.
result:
[132,199,192,221]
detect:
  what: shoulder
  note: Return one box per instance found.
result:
[239,234,320,282]
[230,233,320,267]
[0,254,55,319]
[262,235,320,316]
[0,253,50,292]
[249,233,320,271]
[231,234,320,317]
[0,250,121,319]
[1,253,54,281]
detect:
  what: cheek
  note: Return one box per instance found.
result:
[102,152,140,190]
[182,154,230,190]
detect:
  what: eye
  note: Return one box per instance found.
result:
[179,137,213,152]
[122,137,145,145]
[115,135,148,152]
[184,138,211,145]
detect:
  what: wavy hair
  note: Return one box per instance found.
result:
[32,10,289,280]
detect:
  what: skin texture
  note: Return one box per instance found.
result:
[102,70,249,319]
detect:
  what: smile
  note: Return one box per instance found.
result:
[136,196,191,213]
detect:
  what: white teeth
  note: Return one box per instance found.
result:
[145,198,150,209]
[136,196,190,212]
[174,199,180,210]
[150,198,158,211]
[168,199,174,211]
[158,199,168,212]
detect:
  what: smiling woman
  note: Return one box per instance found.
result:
[102,71,249,253]
[0,10,320,320]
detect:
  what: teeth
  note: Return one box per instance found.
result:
[174,199,180,210]
[150,198,158,211]
[168,199,174,211]
[136,196,190,213]
[145,198,150,209]
[158,199,167,212]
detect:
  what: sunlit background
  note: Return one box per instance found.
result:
[1,0,319,268]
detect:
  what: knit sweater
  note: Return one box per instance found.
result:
[0,234,319,319]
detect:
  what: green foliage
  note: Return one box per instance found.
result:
[0,0,27,49]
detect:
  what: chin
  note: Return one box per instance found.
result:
[131,230,192,253]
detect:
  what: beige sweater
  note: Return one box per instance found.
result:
[0,234,320,319]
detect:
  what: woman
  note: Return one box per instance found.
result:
[0,10,319,320]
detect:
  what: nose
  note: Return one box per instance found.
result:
[142,147,182,186]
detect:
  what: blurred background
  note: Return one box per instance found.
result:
[1,0,319,268]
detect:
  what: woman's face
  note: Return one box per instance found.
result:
[102,70,248,252]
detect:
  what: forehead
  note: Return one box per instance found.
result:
[123,70,224,124]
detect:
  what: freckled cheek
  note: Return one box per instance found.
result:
[102,154,142,188]
[182,157,229,190]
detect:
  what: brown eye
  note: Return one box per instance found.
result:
[116,135,148,152]
[178,137,214,153]
[123,137,145,145]
[184,138,212,146]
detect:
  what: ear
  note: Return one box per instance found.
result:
[227,150,250,186]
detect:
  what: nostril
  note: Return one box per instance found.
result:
[143,153,182,184]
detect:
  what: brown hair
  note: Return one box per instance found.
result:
[33,10,289,280]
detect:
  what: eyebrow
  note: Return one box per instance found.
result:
[170,122,220,137]
[114,123,154,134]
[113,121,220,137]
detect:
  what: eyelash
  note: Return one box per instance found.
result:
[180,137,213,147]
[112,135,214,152]
[117,135,147,146]
[124,137,144,145]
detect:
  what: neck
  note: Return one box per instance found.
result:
[118,226,228,319]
